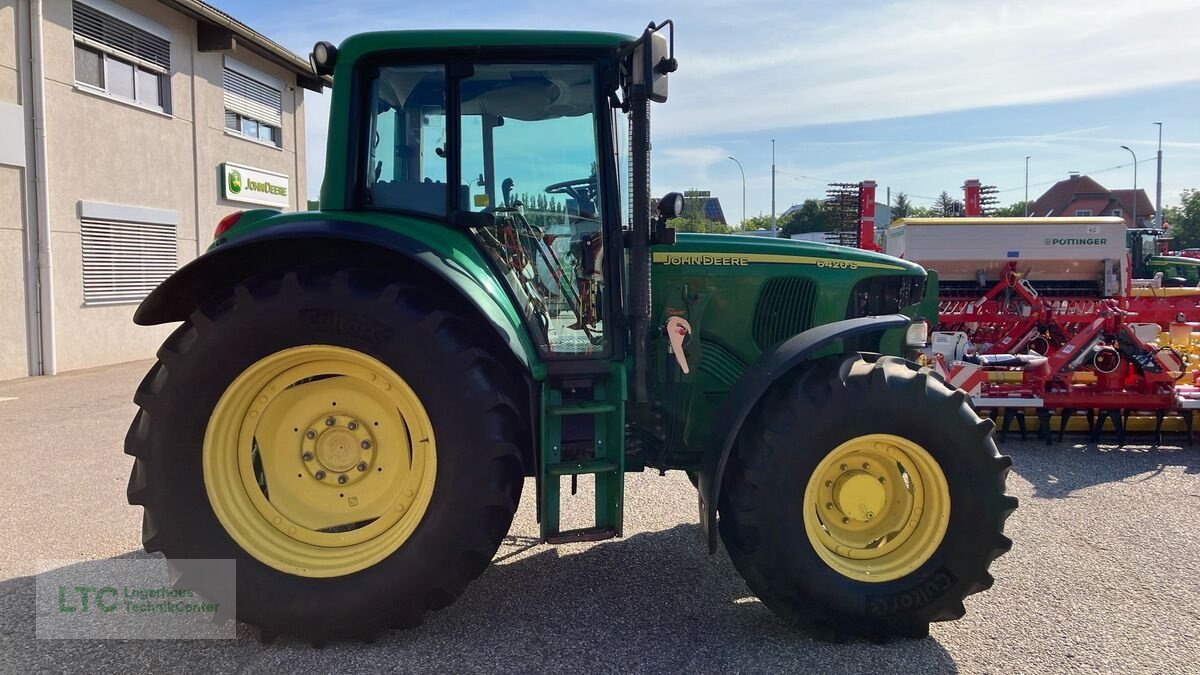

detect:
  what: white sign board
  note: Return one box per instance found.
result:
[222,162,289,208]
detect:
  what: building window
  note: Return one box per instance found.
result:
[72,1,171,112]
[1112,208,1122,217]
[81,219,177,305]
[224,64,283,147]
[1075,209,1092,216]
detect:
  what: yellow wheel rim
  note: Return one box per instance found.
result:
[802,433,949,583]
[203,345,436,578]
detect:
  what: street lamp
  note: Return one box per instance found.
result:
[727,156,746,228]
[1024,155,1030,216]
[770,139,777,236]
[1120,145,1137,227]
[1154,122,1163,229]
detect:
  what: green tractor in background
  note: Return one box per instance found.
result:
[1130,227,1200,286]
[126,22,1015,642]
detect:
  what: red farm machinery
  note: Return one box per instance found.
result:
[836,179,1200,444]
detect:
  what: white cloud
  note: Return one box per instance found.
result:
[656,0,1200,138]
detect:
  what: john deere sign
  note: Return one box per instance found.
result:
[222,162,289,208]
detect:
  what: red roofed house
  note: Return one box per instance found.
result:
[1030,173,1156,228]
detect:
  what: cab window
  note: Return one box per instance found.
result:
[363,65,449,216]
[459,64,607,356]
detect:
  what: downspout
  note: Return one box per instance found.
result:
[29,0,55,375]
[16,0,41,375]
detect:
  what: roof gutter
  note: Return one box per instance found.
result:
[159,0,329,91]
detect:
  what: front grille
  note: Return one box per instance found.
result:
[752,277,818,350]
[846,274,926,318]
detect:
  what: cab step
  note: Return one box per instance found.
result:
[538,365,626,543]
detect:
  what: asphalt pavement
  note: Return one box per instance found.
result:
[1,360,1198,673]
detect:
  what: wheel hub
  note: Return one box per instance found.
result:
[301,415,375,485]
[833,471,885,522]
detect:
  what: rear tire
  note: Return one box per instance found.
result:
[718,354,1016,640]
[126,265,527,641]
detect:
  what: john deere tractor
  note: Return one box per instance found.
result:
[126,22,1015,642]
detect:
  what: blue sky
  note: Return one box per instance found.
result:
[214,0,1200,221]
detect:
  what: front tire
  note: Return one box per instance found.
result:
[719,354,1016,640]
[126,266,527,641]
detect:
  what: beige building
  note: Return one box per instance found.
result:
[0,0,321,379]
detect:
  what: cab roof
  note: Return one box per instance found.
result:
[338,30,637,60]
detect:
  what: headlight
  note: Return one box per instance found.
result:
[905,320,930,347]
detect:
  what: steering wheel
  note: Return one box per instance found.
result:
[544,177,597,212]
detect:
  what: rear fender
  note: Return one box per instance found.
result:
[135,219,541,376]
[696,314,913,553]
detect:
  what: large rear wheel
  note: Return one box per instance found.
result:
[719,354,1016,640]
[126,266,527,641]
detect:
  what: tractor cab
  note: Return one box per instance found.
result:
[347,29,674,360]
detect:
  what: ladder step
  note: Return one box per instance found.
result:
[547,459,619,476]
[545,527,618,544]
[547,402,617,416]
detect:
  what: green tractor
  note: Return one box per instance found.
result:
[126,22,1015,642]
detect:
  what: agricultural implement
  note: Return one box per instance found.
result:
[885,215,1200,443]
[125,23,1014,642]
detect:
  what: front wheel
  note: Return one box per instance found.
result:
[719,354,1016,640]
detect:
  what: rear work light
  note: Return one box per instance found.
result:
[213,211,243,240]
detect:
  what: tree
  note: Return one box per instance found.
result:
[891,192,912,219]
[667,214,735,234]
[741,214,774,231]
[1165,189,1200,249]
[933,191,962,217]
[994,200,1032,217]
[779,199,832,238]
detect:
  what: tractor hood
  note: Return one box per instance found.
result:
[653,233,924,275]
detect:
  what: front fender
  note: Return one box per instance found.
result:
[696,314,913,553]
[135,218,543,378]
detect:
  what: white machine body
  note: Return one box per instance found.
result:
[886,217,1128,296]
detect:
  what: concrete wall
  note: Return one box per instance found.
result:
[0,0,31,380]
[194,44,306,251]
[9,0,307,375]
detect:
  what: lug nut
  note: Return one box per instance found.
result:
[824,480,833,488]
[842,517,850,524]
[302,452,314,462]
[825,502,833,510]
[314,470,326,480]
[862,462,870,470]
[337,474,348,485]
[361,440,371,450]
[325,416,336,426]
[305,430,316,439]
[879,477,887,484]
[839,464,848,471]
[347,421,358,431]
[357,462,368,472]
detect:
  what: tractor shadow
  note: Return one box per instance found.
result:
[0,528,961,673]
[1000,435,1200,499]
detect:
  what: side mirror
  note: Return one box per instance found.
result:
[657,192,685,220]
[633,21,675,103]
